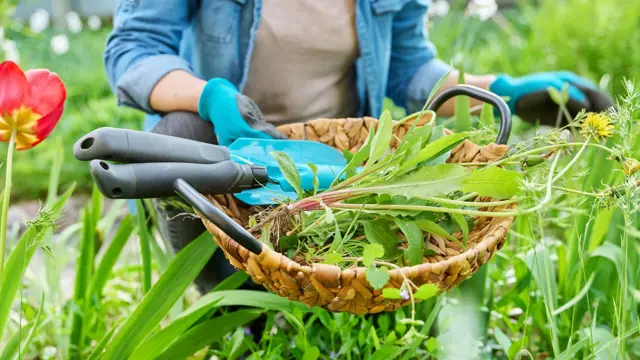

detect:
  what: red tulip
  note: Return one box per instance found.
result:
[0,61,66,150]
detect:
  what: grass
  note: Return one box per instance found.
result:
[2,1,640,359]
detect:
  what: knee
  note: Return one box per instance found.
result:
[151,111,217,144]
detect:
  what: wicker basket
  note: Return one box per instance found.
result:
[199,115,516,315]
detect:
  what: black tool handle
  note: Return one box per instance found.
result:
[173,179,264,255]
[74,127,230,164]
[427,84,512,144]
[90,160,269,199]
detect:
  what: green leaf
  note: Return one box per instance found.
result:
[308,163,319,195]
[416,219,457,242]
[363,221,398,259]
[363,244,385,266]
[271,150,303,197]
[396,134,468,175]
[454,71,471,132]
[426,337,440,354]
[382,288,403,299]
[154,310,264,360]
[462,167,523,199]
[395,219,424,266]
[366,266,390,290]
[480,103,495,129]
[414,284,439,300]
[358,164,471,199]
[371,345,404,360]
[548,85,568,106]
[342,122,376,177]
[324,252,343,265]
[279,234,299,250]
[302,346,321,360]
[101,229,217,360]
[443,205,469,245]
[367,110,394,167]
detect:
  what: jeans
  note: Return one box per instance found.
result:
[150,111,261,294]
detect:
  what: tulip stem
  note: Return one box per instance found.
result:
[0,128,17,280]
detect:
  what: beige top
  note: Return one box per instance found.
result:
[243,0,360,125]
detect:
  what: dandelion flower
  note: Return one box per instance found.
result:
[87,15,102,31]
[29,8,50,34]
[66,11,83,34]
[1,40,20,63]
[622,158,640,176]
[428,0,450,18]
[580,112,614,140]
[466,0,498,21]
[50,35,69,55]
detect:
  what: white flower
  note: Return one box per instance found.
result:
[1,40,20,62]
[50,34,69,55]
[66,11,83,34]
[29,8,50,34]
[428,0,450,18]
[466,0,498,21]
[0,27,4,41]
[87,15,102,31]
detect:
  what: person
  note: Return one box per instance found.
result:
[104,0,612,294]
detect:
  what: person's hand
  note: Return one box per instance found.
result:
[489,71,614,125]
[198,78,285,146]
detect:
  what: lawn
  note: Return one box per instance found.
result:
[1,0,639,359]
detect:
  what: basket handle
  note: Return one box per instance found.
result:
[173,178,264,255]
[426,84,512,145]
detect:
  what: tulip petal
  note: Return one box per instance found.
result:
[0,61,28,114]
[17,102,64,150]
[24,69,66,116]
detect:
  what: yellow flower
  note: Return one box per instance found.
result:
[580,112,614,140]
[623,158,640,176]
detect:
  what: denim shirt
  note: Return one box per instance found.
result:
[104,0,451,131]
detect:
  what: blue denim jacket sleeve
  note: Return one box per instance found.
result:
[104,0,198,114]
[387,0,451,113]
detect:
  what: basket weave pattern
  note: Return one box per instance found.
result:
[200,117,516,314]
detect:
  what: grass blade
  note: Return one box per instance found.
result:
[9,293,46,360]
[454,71,471,132]
[87,215,135,300]
[130,299,222,359]
[135,200,153,294]
[86,319,122,360]
[0,184,74,341]
[69,205,97,359]
[212,270,249,292]
[155,309,264,360]
[101,229,216,359]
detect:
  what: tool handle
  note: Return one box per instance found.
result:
[90,160,268,199]
[427,85,512,144]
[173,179,264,255]
[74,127,230,164]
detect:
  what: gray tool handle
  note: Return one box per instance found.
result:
[74,127,230,164]
[90,160,269,199]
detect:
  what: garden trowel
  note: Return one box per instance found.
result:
[73,127,348,204]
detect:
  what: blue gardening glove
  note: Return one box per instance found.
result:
[489,71,614,125]
[198,78,286,146]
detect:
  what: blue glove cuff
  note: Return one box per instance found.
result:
[198,78,239,122]
[489,74,517,111]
